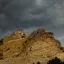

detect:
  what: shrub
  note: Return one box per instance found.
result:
[47,57,64,64]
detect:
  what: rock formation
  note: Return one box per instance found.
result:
[0,28,64,64]
[3,29,26,58]
[22,28,64,64]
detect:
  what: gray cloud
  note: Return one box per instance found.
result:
[0,0,64,41]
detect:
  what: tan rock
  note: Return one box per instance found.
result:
[3,29,26,59]
[3,29,25,42]
[0,28,64,64]
[56,52,64,61]
[22,28,63,64]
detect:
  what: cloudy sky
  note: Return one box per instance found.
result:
[0,0,64,45]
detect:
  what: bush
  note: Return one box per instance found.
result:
[47,57,64,64]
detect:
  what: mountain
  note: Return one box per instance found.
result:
[0,28,64,64]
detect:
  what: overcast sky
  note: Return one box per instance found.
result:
[0,0,64,45]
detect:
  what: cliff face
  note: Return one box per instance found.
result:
[0,28,64,64]
[23,29,63,63]
[3,29,26,58]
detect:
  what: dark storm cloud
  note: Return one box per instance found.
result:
[0,0,62,28]
[0,0,64,38]
[0,0,64,46]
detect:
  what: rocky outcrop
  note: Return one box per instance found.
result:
[3,29,26,58]
[22,28,63,64]
[0,28,64,64]
[3,29,25,42]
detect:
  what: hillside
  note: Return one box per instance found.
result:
[0,28,64,64]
